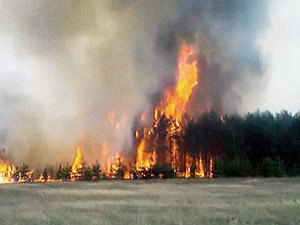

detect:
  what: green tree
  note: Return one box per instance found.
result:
[260,157,286,177]
[83,167,93,181]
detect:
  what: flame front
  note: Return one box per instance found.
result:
[161,44,198,122]
[0,43,214,182]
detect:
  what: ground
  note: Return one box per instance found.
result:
[0,178,299,225]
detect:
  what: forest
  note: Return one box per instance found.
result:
[183,110,300,177]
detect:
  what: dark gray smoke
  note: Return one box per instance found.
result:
[154,0,269,115]
[0,0,269,166]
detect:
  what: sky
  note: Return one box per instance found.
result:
[259,0,300,113]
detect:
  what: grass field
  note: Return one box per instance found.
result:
[0,178,299,225]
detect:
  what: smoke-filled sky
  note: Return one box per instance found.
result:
[259,0,300,113]
[0,0,299,166]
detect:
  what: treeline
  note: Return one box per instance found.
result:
[182,110,300,177]
[9,110,300,182]
[9,162,105,182]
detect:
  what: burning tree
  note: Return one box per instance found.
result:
[71,145,83,180]
[133,43,215,178]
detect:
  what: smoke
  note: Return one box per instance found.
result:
[0,1,269,166]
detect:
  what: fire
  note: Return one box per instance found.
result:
[196,154,205,177]
[37,175,53,183]
[0,43,214,183]
[0,162,15,184]
[135,139,150,170]
[103,152,130,179]
[135,43,199,174]
[71,145,83,180]
[152,150,158,166]
[133,43,215,178]
[123,171,132,180]
[209,156,214,178]
[185,153,193,178]
[160,44,198,122]
[160,43,200,174]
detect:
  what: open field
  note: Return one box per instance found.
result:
[0,178,299,225]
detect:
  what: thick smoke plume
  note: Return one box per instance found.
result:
[0,1,269,166]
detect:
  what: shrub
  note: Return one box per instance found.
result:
[83,167,93,181]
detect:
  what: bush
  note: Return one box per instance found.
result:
[83,167,93,181]
[56,165,71,181]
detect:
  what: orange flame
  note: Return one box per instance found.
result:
[185,153,193,178]
[195,152,205,178]
[135,139,149,170]
[71,145,83,180]
[0,163,15,184]
[151,150,158,167]
[209,156,214,178]
[124,171,132,180]
[160,43,198,122]
[135,43,199,172]
[198,156,205,177]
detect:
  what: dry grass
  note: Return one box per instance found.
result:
[0,178,299,225]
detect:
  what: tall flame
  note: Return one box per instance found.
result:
[135,139,149,170]
[71,145,83,179]
[160,44,198,122]
[135,43,199,172]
